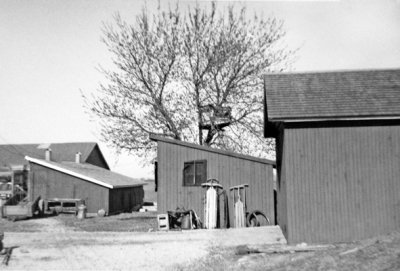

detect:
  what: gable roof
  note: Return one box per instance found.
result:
[25,156,146,189]
[264,68,400,122]
[150,134,275,165]
[0,142,109,169]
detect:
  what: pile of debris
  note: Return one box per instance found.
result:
[158,179,271,231]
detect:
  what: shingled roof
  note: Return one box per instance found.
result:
[25,156,145,189]
[264,68,400,122]
[0,142,109,169]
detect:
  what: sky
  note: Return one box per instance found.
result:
[0,0,399,178]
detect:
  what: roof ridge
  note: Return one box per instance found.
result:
[0,142,98,146]
[264,67,400,76]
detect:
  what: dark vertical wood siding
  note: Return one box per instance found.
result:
[30,163,109,214]
[276,128,289,239]
[157,141,275,226]
[280,125,400,244]
[109,186,144,214]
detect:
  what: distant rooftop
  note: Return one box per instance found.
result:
[0,142,109,169]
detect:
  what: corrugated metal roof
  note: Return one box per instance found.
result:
[0,142,106,168]
[264,68,400,121]
[25,156,146,189]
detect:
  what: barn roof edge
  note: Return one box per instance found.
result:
[149,134,276,166]
[25,156,146,189]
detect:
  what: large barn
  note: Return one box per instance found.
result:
[150,135,276,227]
[264,68,400,244]
[0,142,109,169]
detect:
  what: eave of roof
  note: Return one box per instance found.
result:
[25,156,146,189]
[269,115,400,123]
[149,134,275,165]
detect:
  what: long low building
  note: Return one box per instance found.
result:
[26,156,146,215]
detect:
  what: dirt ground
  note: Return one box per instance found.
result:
[1,215,400,270]
[0,216,285,270]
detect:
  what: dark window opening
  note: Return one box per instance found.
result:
[47,201,62,207]
[183,160,207,186]
[154,161,158,192]
[63,202,77,208]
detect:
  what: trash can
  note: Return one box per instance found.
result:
[181,213,192,230]
[77,204,87,219]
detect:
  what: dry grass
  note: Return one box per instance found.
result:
[55,212,158,232]
[0,211,158,232]
[173,231,400,271]
[0,217,45,232]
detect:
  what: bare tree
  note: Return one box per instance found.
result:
[85,2,293,160]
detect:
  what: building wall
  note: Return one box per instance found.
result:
[276,128,288,239]
[109,186,144,214]
[278,125,400,244]
[157,141,275,226]
[30,163,109,214]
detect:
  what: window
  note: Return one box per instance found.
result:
[183,160,207,186]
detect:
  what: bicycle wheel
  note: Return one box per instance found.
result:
[246,210,271,227]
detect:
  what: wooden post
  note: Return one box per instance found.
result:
[27,166,32,202]
[10,170,14,199]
